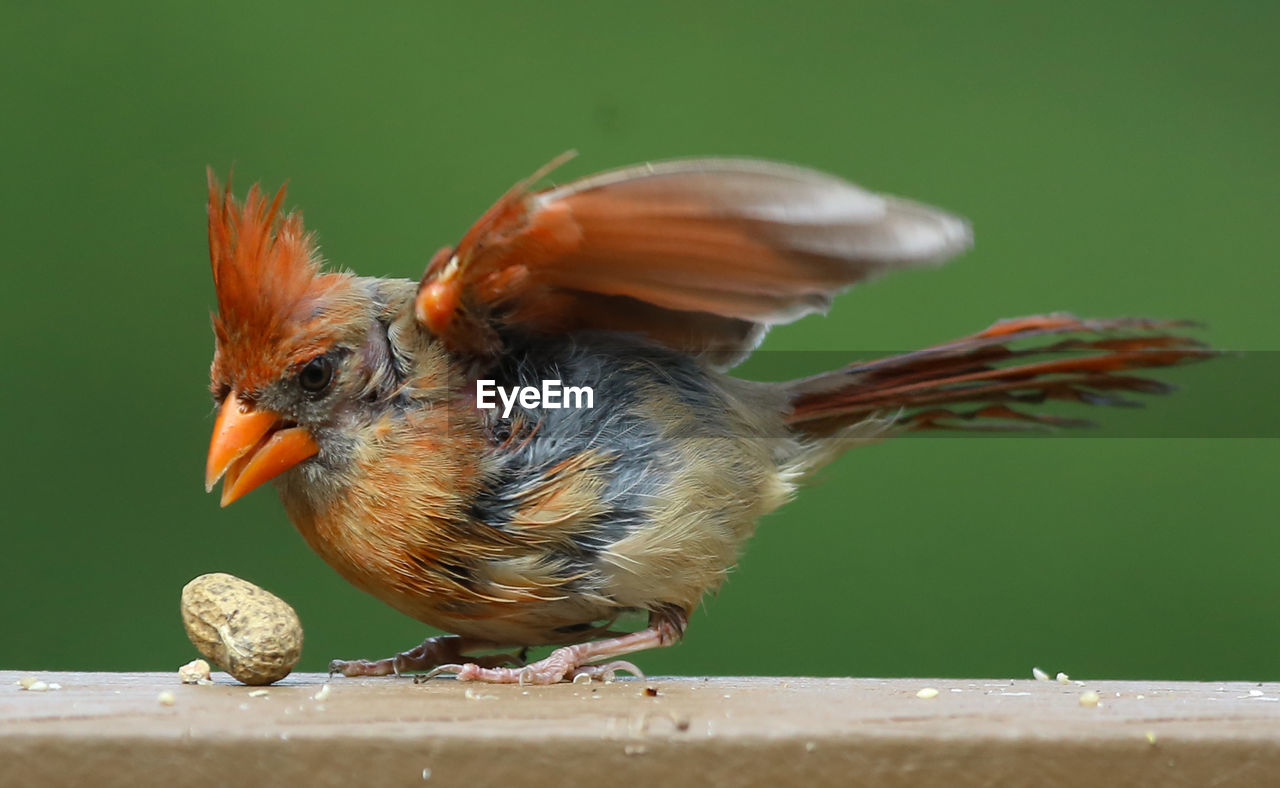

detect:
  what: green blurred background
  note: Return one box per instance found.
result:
[2,1,1276,681]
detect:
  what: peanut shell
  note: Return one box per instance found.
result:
[181,572,302,685]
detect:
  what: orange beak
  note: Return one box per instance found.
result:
[205,393,320,507]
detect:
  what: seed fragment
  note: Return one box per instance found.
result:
[179,659,212,684]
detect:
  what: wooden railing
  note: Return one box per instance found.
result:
[3,672,1279,786]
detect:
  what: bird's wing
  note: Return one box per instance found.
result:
[415,155,972,368]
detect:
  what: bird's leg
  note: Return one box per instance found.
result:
[421,607,688,685]
[329,635,524,678]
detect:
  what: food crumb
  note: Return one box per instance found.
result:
[916,687,940,699]
[1056,672,1070,684]
[47,683,62,691]
[1249,689,1264,697]
[805,741,817,752]
[313,684,331,702]
[464,688,498,701]
[17,677,39,690]
[158,691,176,707]
[1032,667,1050,681]
[1145,731,1158,744]
[1079,691,1101,708]
[248,689,270,698]
[26,681,49,693]
[644,686,659,697]
[624,744,648,756]
[179,659,212,684]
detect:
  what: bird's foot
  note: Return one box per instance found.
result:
[419,655,645,685]
[415,609,686,685]
[329,635,522,678]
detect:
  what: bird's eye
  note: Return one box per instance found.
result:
[299,356,334,393]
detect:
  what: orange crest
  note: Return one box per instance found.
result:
[207,170,336,391]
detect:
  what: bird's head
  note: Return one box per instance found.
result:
[203,172,391,506]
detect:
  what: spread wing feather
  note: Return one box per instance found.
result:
[415,157,972,367]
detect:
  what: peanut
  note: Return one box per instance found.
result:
[180,573,302,685]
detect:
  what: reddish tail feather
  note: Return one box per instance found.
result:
[785,314,1215,435]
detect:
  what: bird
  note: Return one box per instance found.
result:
[203,154,1209,684]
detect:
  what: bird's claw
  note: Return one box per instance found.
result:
[571,660,645,683]
[415,664,467,683]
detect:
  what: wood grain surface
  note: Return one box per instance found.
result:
[3,672,1279,786]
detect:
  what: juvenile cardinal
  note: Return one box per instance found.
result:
[204,156,1207,683]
